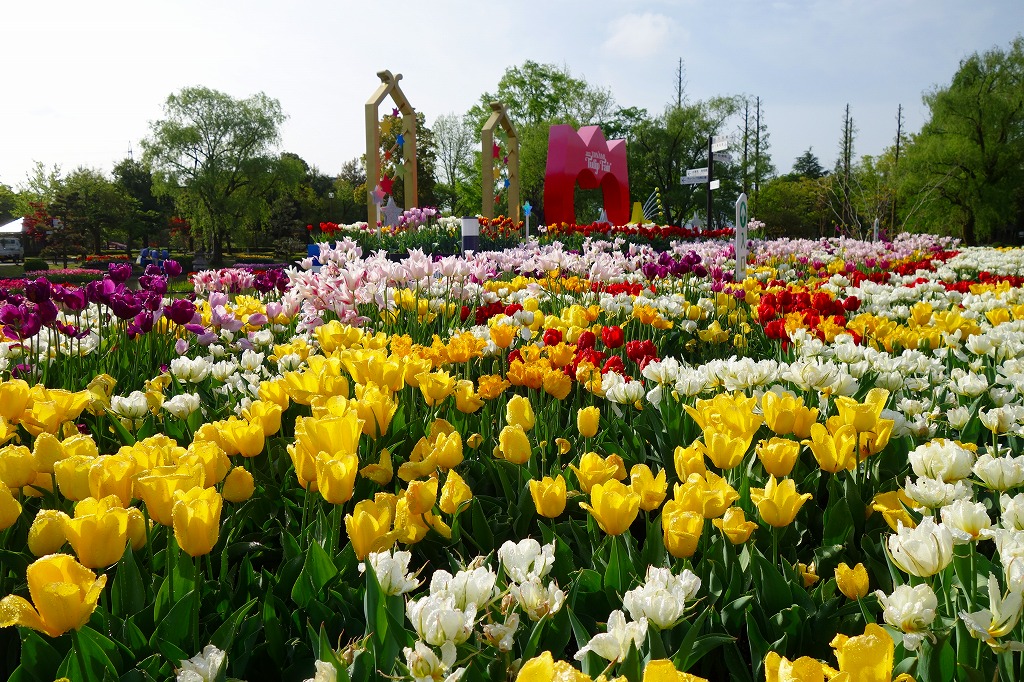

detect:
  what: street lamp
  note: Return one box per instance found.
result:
[328,192,335,222]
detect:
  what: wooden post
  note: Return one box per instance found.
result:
[480,102,520,223]
[364,70,418,224]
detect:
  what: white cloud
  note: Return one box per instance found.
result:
[603,12,677,59]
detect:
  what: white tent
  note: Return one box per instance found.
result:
[0,218,25,234]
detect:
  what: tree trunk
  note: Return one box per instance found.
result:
[94,230,102,256]
[962,213,976,246]
[212,231,224,267]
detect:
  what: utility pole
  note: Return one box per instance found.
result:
[706,135,714,231]
[742,98,750,196]
[754,97,762,208]
[891,103,903,233]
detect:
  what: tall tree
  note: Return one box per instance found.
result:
[900,37,1024,244]
[791,148,827,180]
[433,113,475,190]
[751,97,775,212]
[833,104,858,233]
[113,158,174,252]
[0,183,17,222]
[142,86,287,265]
[46,168,135,259]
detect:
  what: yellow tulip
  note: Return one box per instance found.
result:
[360,448,394,486]
[580,479,640,536]
[674,472,739,519]
[0,554,107,637]
[0,444,35,489]
[431,432,464,471]
[172,488,222,557]
[805,423,858,474]
[577,406,600,438]
[673,444,707,480]
[220,418,265,458]
[393,496,430,544]
[0,485,21,531]
[223,466,255,503]
[241,400,283,436]
[454,380,484,414]
[750,475,812,527]
[477,375,511,401]
[835,562,869,600]
[542,370,572,400]
[61,435,98,460]
[87,454,137,507]
[630,464,668,511]
[315,452,359,505]
[570,451,619,494]
[712,507,757,544]
[345,498,397,560]
[126,508,147,551]
[135,465,205,526]
[466,433,483,450]
[506,395,536,431]
[833,388,890,432]
[31,433,66,475]
[870,490,920,531]
[662,504,703,558]
[353,383,397,438]
[756,437,802,477]
[763,652,827,682]
[180,440,231,488]
[798,562,820,588]
[406,478,439,515]
[499,425,532,465]
[830,623,914,682]
[27,509,67,555]
[258,379,290,410]
[63,505,130,569]
[416,370,457,407]
[439,470,472,515]
[761,391,819,439]
[643,659,710,682]
[489,323,516,349]
[530,475,568,518]
[696,427,750,470]
[0,379,31,422]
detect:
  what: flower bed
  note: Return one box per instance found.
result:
[1,234,1023,682]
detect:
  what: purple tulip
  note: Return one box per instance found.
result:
[109,291,143,319]
[35,299,58,325]
[86,279,118,305]
[184,323,208,336]
[138,275,168,295]
[145,264,162,277]
[108,263,132,283]
[25,277,52,303]
[165,299,197,326]
[56,286,88,312]
[163,259,182,277]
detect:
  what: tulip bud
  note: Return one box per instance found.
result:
[223,467,255,503]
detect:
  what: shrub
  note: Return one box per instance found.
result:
[23,258,47,272]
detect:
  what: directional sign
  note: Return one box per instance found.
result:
[711,135,729,152]
[713,151,732,163]
[681,176,707,185]
[686,167,708,178]
[735,193,749,281]
[709,179,721,190]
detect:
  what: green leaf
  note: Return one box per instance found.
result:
[209,597,257,652]
[150,589,197,657]
[291,542,339,608]
[112,546,148,618]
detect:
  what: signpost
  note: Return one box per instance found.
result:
[679,136,731,229]
[872,217,879,242]
[709,180,721,190]
[735,193,749,281]
[523,201,532,238]
[711,135,729,152]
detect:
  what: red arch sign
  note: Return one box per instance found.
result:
[543,125,630,226]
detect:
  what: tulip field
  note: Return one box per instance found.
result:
[4,230,1024,682]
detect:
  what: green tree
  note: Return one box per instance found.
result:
[900,37,1024,244]
[628,97,741,226]
[142,86,287,265]
[41,168,135,262]
[0,183,18,222]
[790,148,827,180]
[757,176,830,238]
[463,61,616,221]
[113,158,174,253]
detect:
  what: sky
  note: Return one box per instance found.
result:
[2,0,1022,191]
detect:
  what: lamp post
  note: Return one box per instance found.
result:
[328,192,335,222]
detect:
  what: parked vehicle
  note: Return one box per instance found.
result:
[0,237,24,262]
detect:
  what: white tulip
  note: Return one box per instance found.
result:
[574,610,647,663]
[940,499,992,544]
[960,574,1024,650]
[302,660,337,682]
[110,391,151,420]
[904,476,973,509]
[177,645,227,682]
[887,517,954,577]
[406,593,476,646]
[498,539,555,584]
[1001,494,1024,531]
[908,439,975,482]
[428,566,496,612]
[874,584,937,650]
[359,550,419,596]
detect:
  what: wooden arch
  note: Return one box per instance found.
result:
[365,70,418,226]
[481,102,520,223]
